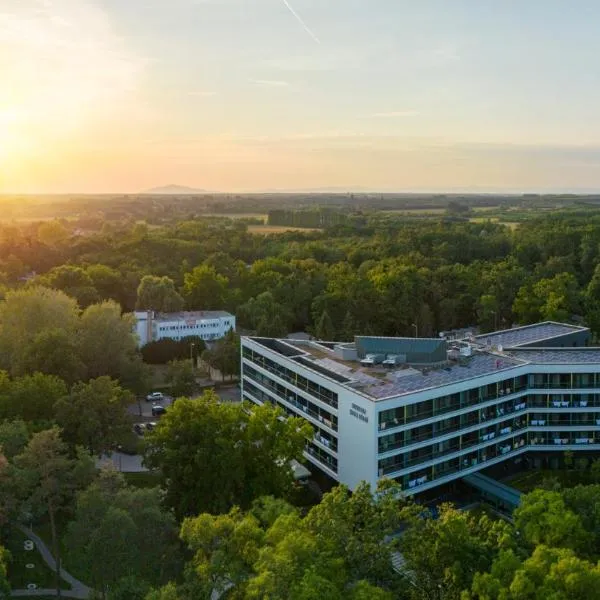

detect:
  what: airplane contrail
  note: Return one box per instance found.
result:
[281,0,321,44]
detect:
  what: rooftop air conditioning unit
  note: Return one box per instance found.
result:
[460,344,473,357]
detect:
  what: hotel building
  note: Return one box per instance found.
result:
[240,322,600,495]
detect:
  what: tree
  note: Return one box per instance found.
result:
[0,286,79,376]
[0,543,9,597]
[513,489,589,554]
[176,483,404,600]
[136,275,184,313]
[315,310,335,340]
[141,336,206,365]
[21,328,85,384]
[0,372,67,423]
[77,301,143,385]
[469,545,600,600]
[86,264,123,303]
[513,273,581,325]
[37,265,99,308]
[202,330,240,381]
[37,220,69,247]
[54,377,134,456]
[14,428,95,598]
[143,392,311,519]
[165,359,196,398]
[238,291,292,336]
[66,469,180,599]
[0,419,29,459]
[182,265,228,310]
[399,503,514,600]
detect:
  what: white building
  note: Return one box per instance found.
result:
[135,310,236,347]
[241,322,600,496]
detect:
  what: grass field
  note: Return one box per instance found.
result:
[203,212,267,221]
[383,207,448,215]
[247,225,320,234]
[469,217,521,229]
[3,525,60,591]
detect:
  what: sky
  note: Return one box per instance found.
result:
[1,0,600,193]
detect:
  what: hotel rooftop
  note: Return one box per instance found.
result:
[249,322,591,401]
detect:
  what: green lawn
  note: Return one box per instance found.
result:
[2,524,62,591]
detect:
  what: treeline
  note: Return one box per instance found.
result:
[5,212,600,340]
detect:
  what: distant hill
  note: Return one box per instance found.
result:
[142,184,212,194]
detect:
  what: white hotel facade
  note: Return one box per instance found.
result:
[240,322,600,495]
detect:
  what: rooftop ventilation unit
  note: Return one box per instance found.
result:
[382,354,406,366]
[460,344,473,357]
[360,353,385,366]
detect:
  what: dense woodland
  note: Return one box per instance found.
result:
[1,197,600,598]
[1,206,600,339]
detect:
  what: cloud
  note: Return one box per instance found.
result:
[250,79,290,87]
[281,0,320,44]
[367,111,420,118]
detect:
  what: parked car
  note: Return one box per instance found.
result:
[152,404,166,417]
[133,423,146,436]
[146,392,164,402]
[146,422,157,432]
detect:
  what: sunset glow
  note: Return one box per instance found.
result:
[2,0,600,193]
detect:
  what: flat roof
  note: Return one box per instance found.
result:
[244,322,593,401]
[364,353,525,400]
[247,338,526,401]
[473,322,586,349]
[507,347,600,364]
[153,310,233,321]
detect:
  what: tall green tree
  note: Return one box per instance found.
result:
[165,359,196,398]
[77,301,143,384]
[136,275,184,313]
[143,391,311,519]
[0,372,67,423]
[469,545,600,600]
[0,286,79,376]
[182,265,228,310]
[201,330,240,381]
[399,503,514,600]
[14,428,95,598]
[54,377,134,456]
[37,265,99,308]
[315,310,335,340]
[174,482,404,600]
[513,489,589,554]
[66,469,180,599]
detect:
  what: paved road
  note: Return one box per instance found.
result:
[97,452,148,473]
[11,524,92,599]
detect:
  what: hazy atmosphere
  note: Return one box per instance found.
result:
[2,0,600,193]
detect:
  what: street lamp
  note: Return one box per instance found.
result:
[116,445,122,472]
[411,323,418,338]
[190,342,195,370]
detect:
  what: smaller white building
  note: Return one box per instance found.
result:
[134,310,236,347]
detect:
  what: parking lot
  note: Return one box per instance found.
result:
[127,384,241,422]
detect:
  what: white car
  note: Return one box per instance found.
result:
[146,391,164,402]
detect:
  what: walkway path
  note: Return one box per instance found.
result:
[9,524,92,599]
